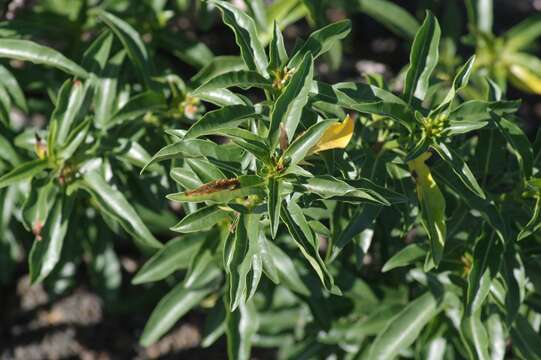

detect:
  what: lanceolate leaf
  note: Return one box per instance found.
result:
[51,79,93,147]
[268,53,314,147]
[462,310,491,360]
[382,243,428,272]
[212,0,269,77]
[280,199,334,291]
[140,272,219,346]
[288,20,352,68]
[267,177,282,239]
[505,13,541,51]
[282,120,333,166]
[171,205,230,233]
[226,298,258,360]
[98,10,154,87]
[29,193,73,283]
[81,171,163,250]
[193,71,272,94]
[491,114,533,179]
[107,91,166,129]
[142,139,243,172]
[268,21,288,71]
[518,195,541,240]
[510,315,541,359]
[94,50,126,128]
[432,143,485,199]
[132,235,204,284]
[409,152,446,265]
[466,232,503,314]
[403,12,441,103]
[0,159,48,189]
[185,105,258,139]
[433,55,476,113]
[0,39,89,78]
[224,214,262,310]
[368,292,441,359]
[167,176,266,203]
[0,65,27,112]
[355,0,420,39]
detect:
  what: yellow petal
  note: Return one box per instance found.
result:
[309,115,354,155]
[509,64,541,94]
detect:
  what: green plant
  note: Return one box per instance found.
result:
[466,0,541,94]
[0,1,540,359]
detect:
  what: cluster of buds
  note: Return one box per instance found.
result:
[421,113,447,139]
[272,67,295,91]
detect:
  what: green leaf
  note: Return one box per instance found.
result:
[510,315,541,360]
[191,56,246,86]
[462,310,491,360]
[446,100,520,136]
[171,205,230,233]
[282,120,333,166]
[143,139,243,173]
[280,199,334,291]
[50,80,93,148]
[268,52,314,147]
[268,21,288,71]
[0,39,88,78]
[518,195,541,240]
[0,65,27,112]
[368,292,441,360]
[29,193,73,283]
[382,243,428,272]
[58,117,91,160]
[354,0,419,39]
[185,105,258,139]
[505,14,541,51]
[491,114,533,179]
[81,31,113,73]
[332,204,381,261]
[432,143,485,199]
[224,213,262,310]
[409,152,446,266]
[167,176,265,204]
[107,91,166,129]
[466,232,502,314]
[212,0,268,77]
[0,159,48,189]
[267,177,282,239]
[433,55,476,113]
[226,298,258,360]
[217,128,271,164]
[80,171,162,250]
[403,11,441,103]
[115,139,157,170]
[465,0,493,33]
[193,70,272,94]
[132,235,203,284]
[195,88,244,106]
[288,20,352,68]
[98,10,154,87]
[300,175,387,205]
[0,83,11,126]
[331,82,416,129]
[0,133,21,166]
[432,160,507,242]
[157,30,214,69]
[140,274,218,346]
[94,50,126,128]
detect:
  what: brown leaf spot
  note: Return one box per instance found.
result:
[185,178,240,196]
